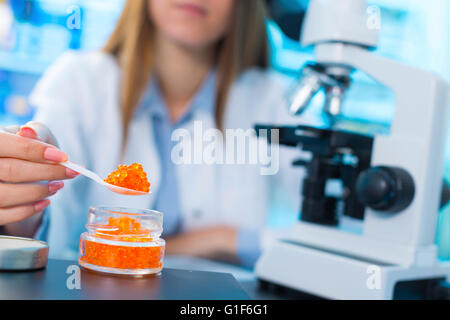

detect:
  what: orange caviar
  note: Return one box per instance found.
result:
[79,216,165,271]
[92,216,153,242]
[104,163,150,192]
[79,240,164,270]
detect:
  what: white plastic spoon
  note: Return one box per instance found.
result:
[60,161,150,196]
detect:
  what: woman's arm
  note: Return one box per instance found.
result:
[3,211,43,238]
[165,225,238,264]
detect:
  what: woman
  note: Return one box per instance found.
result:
[0,0,303,267]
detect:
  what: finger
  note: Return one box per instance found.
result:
[18,127,38,140]
[0,131,68,163]
[0,158,79,183]
[0,181,64,208]
[0,200,50,226]
[19,121,59,147]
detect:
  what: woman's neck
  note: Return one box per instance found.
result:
[154,33,215,123]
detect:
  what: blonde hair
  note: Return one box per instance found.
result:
[104,0,269,141]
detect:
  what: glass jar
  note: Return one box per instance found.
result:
[78,206,165,276]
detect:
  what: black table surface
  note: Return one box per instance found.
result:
[0,258,435,300]
[0,259,251,300]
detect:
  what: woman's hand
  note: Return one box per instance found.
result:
[165,226,238,263]
[0,122,78,230]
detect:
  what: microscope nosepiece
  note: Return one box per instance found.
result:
[286,64,351,118]
[286,67,322,116]
[324,85,346,117]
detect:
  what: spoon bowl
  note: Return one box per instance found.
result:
[60,161,150,196]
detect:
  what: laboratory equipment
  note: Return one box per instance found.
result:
[256,0,450,299]
[0,236,48,270]
[78,206,165,276]
[1,0,125,126]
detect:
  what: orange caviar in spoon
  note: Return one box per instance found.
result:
[104,163,150,193]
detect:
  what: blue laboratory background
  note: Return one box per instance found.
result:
[1,0,449,259]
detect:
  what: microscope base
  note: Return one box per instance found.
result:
[255,240,450,299]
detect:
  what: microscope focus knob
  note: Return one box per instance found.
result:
[355,166,415,213]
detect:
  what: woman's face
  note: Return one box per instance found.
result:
[148,0,235,49]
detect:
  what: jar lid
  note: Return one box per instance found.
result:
[0,236,49,271]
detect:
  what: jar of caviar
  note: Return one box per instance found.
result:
[78,206,165,276]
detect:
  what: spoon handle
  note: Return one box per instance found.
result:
[60,161,105,185]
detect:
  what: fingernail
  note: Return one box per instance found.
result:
[18,127,38,139]
[44,147,68,162]
[66,168,80,178]
[34,199,50,213]
[48,181,64,193]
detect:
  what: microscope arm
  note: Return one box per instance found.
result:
[316,43,437,91]
[314,42,449,138]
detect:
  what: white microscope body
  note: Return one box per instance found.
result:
[256,0,450,299]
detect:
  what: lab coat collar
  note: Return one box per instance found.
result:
[135,68,217,124]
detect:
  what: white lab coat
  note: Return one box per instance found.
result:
[30,51,310,260]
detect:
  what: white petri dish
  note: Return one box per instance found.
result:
[0,236,49,271]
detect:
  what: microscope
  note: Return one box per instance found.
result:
[256,0,450,299]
